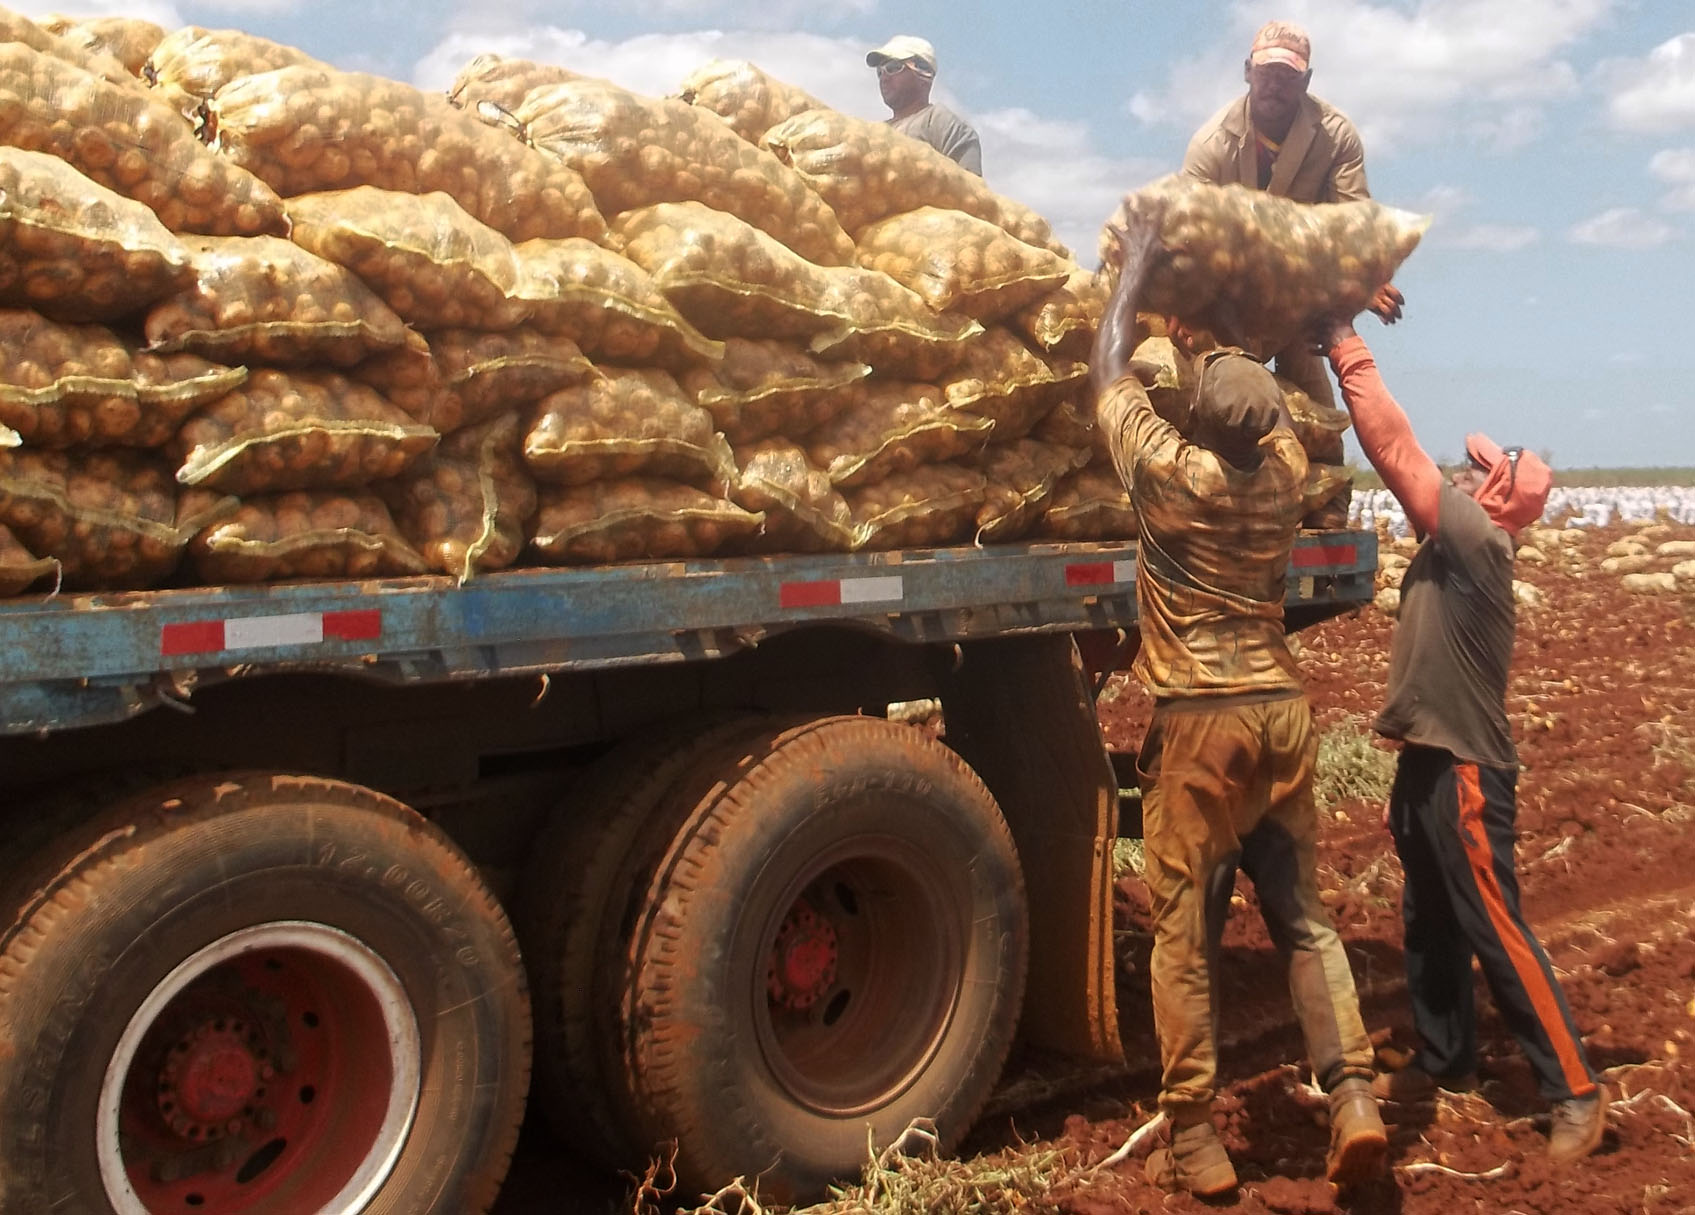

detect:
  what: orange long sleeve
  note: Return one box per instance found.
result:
[1327,335,1443,538]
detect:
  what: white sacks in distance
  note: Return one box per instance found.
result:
[1098,175,1429,357]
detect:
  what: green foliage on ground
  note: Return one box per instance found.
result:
[1314,714,1397,811]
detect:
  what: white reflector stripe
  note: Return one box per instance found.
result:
[1113,560,1135,582]
[223,613,325,650]
[838,576,904,604]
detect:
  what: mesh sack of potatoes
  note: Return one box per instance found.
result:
[806,264,984,380]
[510,238,724,369]
[1014,266,1107,360]
[680,339,868,444]
[380,411,537,583]
[852,207,1072,321]
[675,59,828,145]
[0,9,131,85]
[144,235,413,366]
[144,26,327,114]
[847,462,986,551]
[524,368,735,488]
[1097,176,1428,354]
[190,489,430,584]
[763,108,1067,254]
[1277,376,1351,464]
[729,437,858,554]
[287,188,529,331]
[1127,334,1198,429]
[0,45,288,237]
[942,328,1086,441]
[611,202,844,343]
[514,79,856,267]
[972,439,1092,543]
[805,380,993,488]
[41,15,164,76]
[0,522,58,595]
[531,477,764,565]
[1033,466,1138,542]
[172,368,438,495]
[0,311,245,448]
[0,149,194,323]
[1301,463,1353,531]
[208,65,608,243]
[448,53,580,115]
[434,328,599,429]
[0,448,202,588]
[1031,398,1108,465]
[348,335,456,431]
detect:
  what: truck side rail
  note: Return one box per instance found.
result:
[0,532,1376,736]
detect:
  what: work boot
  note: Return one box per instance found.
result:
[1326,1078,1389,1187]
[1547,1090,1607,1162]
[1370,1065,1478,1103]
[1145,1120,1238,1197]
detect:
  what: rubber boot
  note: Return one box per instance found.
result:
[1326,1077,1389,1187]
[1145,1119,1238,1197]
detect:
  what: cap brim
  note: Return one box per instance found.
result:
[1250,48,1309,72]
[866,51,891,67]
[1465,432,1505,471]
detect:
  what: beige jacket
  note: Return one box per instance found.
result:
[1182,93,1368,203]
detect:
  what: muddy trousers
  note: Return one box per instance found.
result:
[1139,695,1375,1124]
[1388,745,1597,1102]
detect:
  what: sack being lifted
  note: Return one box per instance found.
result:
[1098,175,1428,355]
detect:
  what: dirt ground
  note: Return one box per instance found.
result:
[498,519,1695,1214]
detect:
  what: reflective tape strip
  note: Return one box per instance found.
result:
[161,609,381,656]
[779,575,905,609]
[1065,560,1135,587]
[1291,544,1358,569]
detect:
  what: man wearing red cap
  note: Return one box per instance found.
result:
[1182,21,1403,405]
[1092,212,1388,1198]
[1313,316,1607,1163]
[866,35,982,175]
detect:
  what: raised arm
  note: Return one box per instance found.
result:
[1090,208,1163,396]
[1314,319,1442,537]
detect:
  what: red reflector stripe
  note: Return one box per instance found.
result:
[160,620,225,656]
[1292,544,1357,569]
[1066,562,1115,586]
[780,580,842,608]
[324,609,381,641]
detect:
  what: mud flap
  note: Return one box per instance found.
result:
[933,634,1123,1064]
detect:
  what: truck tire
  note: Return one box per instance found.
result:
[615,716,1029,1202]
[518,714,778,1169]
[0,772,529,1215]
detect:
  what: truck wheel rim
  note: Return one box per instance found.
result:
[96,922,421,1215]
[753,839,963,1118]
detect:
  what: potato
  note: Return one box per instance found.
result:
[190,490,429,583]
[0,45,288,236]
[1,9,132,85]
[764,108,1068,254]
[510,238,723,369]
[171,368,438,494]
[210,64,607,243]
[675,59,828,145]
[806,263,984,378]
[1302,463,1353,530]
[42,15,165,76]
[845,463,987,551]
[1030,397,1105,462]
[941,328,1085,439]
[143,26,327,113]
[971,439,1091,542]
[0,448,191,587]
[728,437,858,553]
[531,478,763,564]
[448,53,580,116]
[287,188,528,331]
[0,521,58,595]
[431,327,598,428]
[379,411,537,581]
[1014,265,1107,359]
[1098,175,1429,355]
[804,380,993,488]
[1033,467,1138,542]
[853,207,1071,320]
[348,335,456,431]
[515,78,855,266]
[524,368,735,488]
[145,235,412,365]
[680,339,868,443]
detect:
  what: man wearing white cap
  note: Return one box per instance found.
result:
[866,35,982,175]
[1181,21,1404,405]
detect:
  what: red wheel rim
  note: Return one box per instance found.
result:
[98,923,420,1215]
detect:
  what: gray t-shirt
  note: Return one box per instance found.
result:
[889,103,982,175]
[1376,484,1518,767]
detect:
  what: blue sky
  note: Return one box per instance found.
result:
[24,1,1695,468]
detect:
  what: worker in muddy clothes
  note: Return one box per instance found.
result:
[1313,315,1607,1162]
[1092,211,1387,1197]
[1181,20,1402,404]
[866,35,982,175]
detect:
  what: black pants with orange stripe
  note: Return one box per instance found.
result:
[1388,744,1597,1102]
